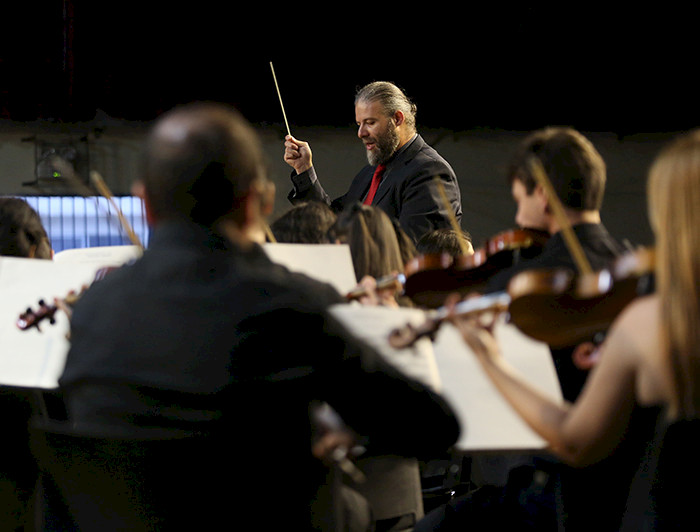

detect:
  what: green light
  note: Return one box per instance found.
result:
[52,171,61,178]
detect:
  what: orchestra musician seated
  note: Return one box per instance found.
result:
[31,102,460,531]
[450,127,700,531]
[0,197,52,530]
[416,127,635,532]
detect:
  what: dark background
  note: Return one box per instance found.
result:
[1,3,695,135]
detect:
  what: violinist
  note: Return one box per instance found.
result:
[415,127,634,532]
[284,81,463,243]
[451,127,700,530]
[47,102,460,530]
[0,197,51,530]
[486,127,631,401]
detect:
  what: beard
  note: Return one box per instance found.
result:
[365,121,401,166]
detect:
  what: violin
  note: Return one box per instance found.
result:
[507,246,654,348]
[389,246,655,350]
[16,266,117,332]
[17,292,81,332]
[403,228,549,309]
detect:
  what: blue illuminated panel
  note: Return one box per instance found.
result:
[17,196,150,253]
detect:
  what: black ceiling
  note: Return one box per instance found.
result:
[1,3,696,135]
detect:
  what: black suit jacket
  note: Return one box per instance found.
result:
[486,223,630,401]
[289,134,463,242]
[55,221,460,529]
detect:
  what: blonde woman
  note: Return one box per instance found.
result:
[452,129,700,530]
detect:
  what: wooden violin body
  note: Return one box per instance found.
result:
[403,228,549,308]
[390,247,655,350]
[508,247,655,348]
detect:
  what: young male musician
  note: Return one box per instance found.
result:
[487,126,630,401]
[416,127,634,532]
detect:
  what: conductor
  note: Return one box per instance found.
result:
[284,81,463,243]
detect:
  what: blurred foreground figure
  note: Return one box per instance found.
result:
[32,102,459,531]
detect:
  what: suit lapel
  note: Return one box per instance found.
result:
[371,135,424,206]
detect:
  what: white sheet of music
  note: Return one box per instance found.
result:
[263,243,358,296]
[328,304,563,452]
[432,315,563,451]
[328,303,443,392]
[53,245,142,267]
[0,256,101,389]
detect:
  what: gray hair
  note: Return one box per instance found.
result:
[355,81,417,131]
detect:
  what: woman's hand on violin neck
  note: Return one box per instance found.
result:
[445,292,502,363]
[355,275,400,308]
[453,316,503,364]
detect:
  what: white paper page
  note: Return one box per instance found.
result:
[53,245,142,267]
[328,303,442,392]
[432,314,563,451]
[263,243,358,295]
[0,257,103,389]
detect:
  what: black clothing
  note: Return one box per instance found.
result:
[288,134,463,243]
[415,223,635,532]
[51,221,460,529]
[487,223,630,401]
[621,406,698,531]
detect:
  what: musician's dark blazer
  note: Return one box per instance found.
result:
[53,221,460,530]
[288,134,463,242]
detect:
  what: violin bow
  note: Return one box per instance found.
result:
[90,170,144,250]
[433,176,471,256]
[527,157,593,276]
[49,156,145,251]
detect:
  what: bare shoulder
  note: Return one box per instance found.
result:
[613,293,659,333]
[599,294,660,365]
[600,294,666,400]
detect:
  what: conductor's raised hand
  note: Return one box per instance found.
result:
[284,135,313,174]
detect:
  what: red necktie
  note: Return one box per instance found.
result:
[363,164,386,205]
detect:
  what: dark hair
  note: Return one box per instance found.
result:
[270,201,337,244]
[416,227,473,257]
[142,102,266,226]
[0,197,52,259]
[328,203,405,281]
[507,127,606,211]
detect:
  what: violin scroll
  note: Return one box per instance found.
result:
[17,300,58,332]
[17,292,81,332]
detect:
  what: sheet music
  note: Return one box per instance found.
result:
[0,257,101,389]
[263,243,358,295]
[432,315,563,451]
[53,245,142,267]
[328,304,443,392]
[329,303,563,451]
